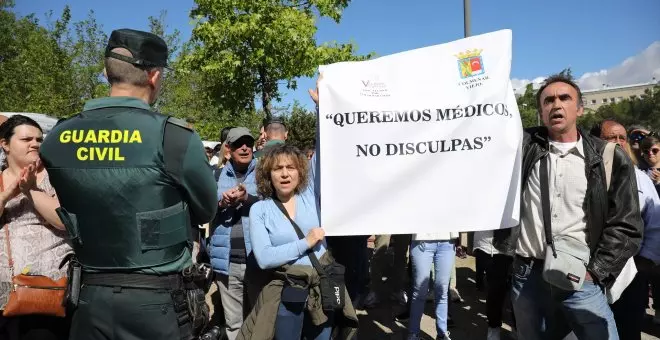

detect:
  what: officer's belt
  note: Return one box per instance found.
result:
[82,272,183,290]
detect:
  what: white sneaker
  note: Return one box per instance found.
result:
[487,327,501,340]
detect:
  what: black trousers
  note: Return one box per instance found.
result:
[474,249,491,290]
[611,256,660,340]
[483,252,514,328]
[326,235,370,301]
[0,314,70,340]
[69,285,187,340]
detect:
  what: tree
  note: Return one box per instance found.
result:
[577,86,660,131]
[0,4,109,117]
[184,0,373,120]
[65,9,109,106]
[147,10,181,112]
[0,5,78,116]
[280,102,316,150]
[517,83,538,128]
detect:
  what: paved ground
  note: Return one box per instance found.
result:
[205,254,660,339]
[353,256,660,340]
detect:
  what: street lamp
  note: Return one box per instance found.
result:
[463,0,471,38]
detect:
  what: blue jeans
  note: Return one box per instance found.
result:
[408,240,455,337]
[274,301,333,340]
[511,256,619,340]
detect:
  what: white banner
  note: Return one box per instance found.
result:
[318,29,522,236]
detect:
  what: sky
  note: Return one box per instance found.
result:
[14,0,660,109]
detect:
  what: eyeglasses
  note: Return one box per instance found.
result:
[643,148,660,155]
[604,135,627,143]
[230,139,255,149]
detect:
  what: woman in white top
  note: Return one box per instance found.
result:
[0,115,69,340]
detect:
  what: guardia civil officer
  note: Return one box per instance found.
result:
[39,29,218,340]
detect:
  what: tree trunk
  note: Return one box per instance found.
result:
[259,67,272,120]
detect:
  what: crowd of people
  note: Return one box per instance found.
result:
[0,28,658,340]
[200,74,659,340]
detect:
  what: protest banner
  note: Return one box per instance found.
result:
[317,29,522,236]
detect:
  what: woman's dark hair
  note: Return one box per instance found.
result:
[0,114,43,143]
[256,144,309,199]
[641,135,660,153]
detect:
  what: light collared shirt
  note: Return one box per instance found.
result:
[516,138,588,259]
[637,168,660,264]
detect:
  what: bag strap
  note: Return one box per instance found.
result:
[272,198,327,277]
[0,173,13,276]
[603,142,616,190]
[539,155,557,258]
[4,226,13,276]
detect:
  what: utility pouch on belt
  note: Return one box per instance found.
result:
[59,253,81,310]
[171,289,190,325]
[67,259,81,310]
[181,264,211,337]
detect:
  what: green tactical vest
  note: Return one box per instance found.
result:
[40,105,191,271]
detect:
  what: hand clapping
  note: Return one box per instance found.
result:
[219,184,248,208]
[18,159,40,194]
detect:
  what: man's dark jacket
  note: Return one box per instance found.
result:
[493,126,644,287]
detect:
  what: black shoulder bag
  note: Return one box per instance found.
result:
[273,199,346,311]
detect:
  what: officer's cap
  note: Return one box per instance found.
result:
[226,127,254,145]
[262,117,287,129]
[105,28,168,68]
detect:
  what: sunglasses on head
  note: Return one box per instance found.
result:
[629,132,647,143]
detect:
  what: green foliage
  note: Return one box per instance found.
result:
[0,6,74,116]
[577,86,660,131]
[144,11,261,140]
[0,4,329,141]
[65,9,109,104]
[517,83,539,128]
[185,0,373,119]
[0,5,107,117]
[280,102,317,150]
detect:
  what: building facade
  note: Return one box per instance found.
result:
[582,82,656,111]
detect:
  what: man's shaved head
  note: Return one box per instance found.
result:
[105,48,158,86]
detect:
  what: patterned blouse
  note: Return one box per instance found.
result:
[0,172,72,308]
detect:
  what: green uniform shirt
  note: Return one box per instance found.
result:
[41,96,218,275]
[254,139,285,158]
